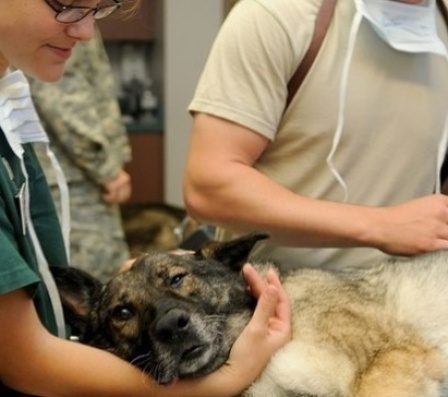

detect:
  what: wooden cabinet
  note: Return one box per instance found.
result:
[97,0,156,41]
[99,0,163,204]
[125,133,163,203]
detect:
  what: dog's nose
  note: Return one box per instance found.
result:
[155,308,191,342]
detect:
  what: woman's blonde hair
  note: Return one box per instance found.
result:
[120,0,142,17]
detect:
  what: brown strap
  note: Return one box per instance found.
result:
[286,0,448,110]
[437,0,448,28]
[285,0,338,110]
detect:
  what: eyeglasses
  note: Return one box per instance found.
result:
[44,0,122,24]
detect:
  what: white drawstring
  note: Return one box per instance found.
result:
[329,0,448,198]
[326,10,363,202]
[45,145,71,259]
[19,160,67,338]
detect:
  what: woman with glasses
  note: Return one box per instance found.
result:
[0,1,291,396]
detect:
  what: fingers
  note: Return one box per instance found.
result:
[242,264,265,298]
[225,264,292,387]
[244,264,292,330]
[102,171,132,204]
[243,264,286,299]
[266,268,291,324]
[243,264,279,328]
[249,284,280,332]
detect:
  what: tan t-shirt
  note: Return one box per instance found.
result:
[189,0,448,271]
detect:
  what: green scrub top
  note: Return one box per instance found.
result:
[0,129,69,395]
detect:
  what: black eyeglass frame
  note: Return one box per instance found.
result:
[44,0,122,23]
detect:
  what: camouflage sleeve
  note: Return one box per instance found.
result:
[29,28,131,185]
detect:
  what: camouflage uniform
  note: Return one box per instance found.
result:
[29,29,131,282]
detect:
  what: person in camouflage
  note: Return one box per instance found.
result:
[29,27,132,282]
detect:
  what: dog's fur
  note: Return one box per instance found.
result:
[120,202,199,256]
[52,232,448,397]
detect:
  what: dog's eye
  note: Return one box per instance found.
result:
[168,273,186,288]
[111,306,134,321]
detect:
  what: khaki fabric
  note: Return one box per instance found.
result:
[190,0,448,271]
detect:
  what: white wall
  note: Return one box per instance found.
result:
[163,0,224,206]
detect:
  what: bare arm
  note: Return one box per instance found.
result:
[0,274,290,397]
[183,113,448,256]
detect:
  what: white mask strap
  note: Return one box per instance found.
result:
[326,10,363,202]
[45,144,71,260]
[19,160,67,338]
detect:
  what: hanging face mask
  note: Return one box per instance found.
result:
[355,0,448,56]
[0,70,71,248]
[326,0,448,202]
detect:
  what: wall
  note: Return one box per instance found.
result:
[163,0,224,206]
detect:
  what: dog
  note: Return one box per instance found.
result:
[120,202,200,256]
[51,232,448,397]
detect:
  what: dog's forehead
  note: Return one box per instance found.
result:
[105,253,202,292]
[99,252,220,309]
[135,252,208,275]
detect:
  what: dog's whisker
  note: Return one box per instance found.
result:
[130,352,152,367]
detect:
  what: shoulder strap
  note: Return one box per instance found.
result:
[285,0,337,109]
[286,0,448,110]
[437,0,448,27]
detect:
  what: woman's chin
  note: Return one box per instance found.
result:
[22,63,66,82]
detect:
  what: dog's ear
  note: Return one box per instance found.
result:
[50,266,102,336]
[195,231,269,270]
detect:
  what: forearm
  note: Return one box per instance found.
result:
[10,335,244,397]
[185,163,377,248]
[0,289,263,397]
[185,154,448,256]
[185,114,448,256]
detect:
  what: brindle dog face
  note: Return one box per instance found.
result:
[52,232,269,384]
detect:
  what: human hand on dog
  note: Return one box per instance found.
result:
[213,264,291,395]
[240,264,292,353]
[368,194,448,256]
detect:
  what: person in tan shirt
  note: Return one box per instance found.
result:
[185,0,448,272]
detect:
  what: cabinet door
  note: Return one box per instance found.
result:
[98,0,156,41]
[126,133,164,203]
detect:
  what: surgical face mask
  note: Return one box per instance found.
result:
[0,70,70,248]
[326,0,448,201]
[355,0,448,55]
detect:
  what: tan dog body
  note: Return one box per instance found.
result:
[248,252,448,396]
